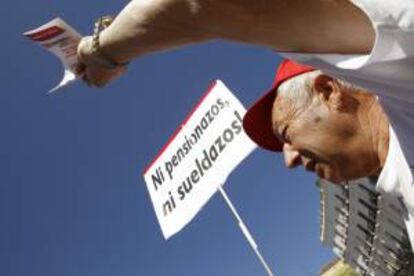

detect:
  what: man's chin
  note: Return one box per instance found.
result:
[316,167,344,184]
[324,175,345,184]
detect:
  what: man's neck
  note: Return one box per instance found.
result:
[366,98,389,168]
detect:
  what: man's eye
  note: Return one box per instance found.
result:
[281,125,290,143]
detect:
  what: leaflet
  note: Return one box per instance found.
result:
[24,18,82,94]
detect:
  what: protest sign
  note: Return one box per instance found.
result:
[143,80,257,239]
[24,18,82,93]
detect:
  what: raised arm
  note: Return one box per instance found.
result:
[78,0,374,86]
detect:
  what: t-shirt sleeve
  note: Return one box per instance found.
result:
[280,0,414,91]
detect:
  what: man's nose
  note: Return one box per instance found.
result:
[283,143,302,168]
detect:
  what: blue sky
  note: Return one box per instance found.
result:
[1,1,333,275]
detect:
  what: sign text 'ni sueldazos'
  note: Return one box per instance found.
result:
[143,80,256,239]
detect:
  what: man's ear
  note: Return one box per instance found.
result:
[313,74,337,100]
[313,74,352,112]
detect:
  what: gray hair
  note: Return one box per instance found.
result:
[277,70,358,107]
[277,70,321,107]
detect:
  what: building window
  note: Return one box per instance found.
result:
[357,211,376,232]
[388,203,403,216]
[355,235,373,251]
[385,231,410,251]
[358,183,379,198]
[358,198,378,220]
[357,224,374,244]
[335,194,348,206]
[335,206,349,217]
[386,217,406,234]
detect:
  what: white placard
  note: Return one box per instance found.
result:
[24,18,82,94]
[143,80,257,239]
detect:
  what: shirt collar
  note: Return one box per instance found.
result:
[377,126,413,209]
[377,126,400,194]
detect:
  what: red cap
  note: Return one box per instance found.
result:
[243,59,316,151]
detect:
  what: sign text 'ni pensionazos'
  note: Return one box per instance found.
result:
[143,80,256,239]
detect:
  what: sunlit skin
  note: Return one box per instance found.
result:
[77,0,374,86]
[271,74,389,183]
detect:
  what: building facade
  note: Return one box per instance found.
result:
[319,178,413,275]
[320,259,359,276]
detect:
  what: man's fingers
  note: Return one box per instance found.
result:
[77,36,129,88]
[75,63,86,76]
[81,65,127,88]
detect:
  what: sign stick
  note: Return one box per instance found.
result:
[218,185,275,276]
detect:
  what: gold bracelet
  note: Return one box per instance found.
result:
[91,16,129,69]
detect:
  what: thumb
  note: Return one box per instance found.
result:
[77,36,94,64]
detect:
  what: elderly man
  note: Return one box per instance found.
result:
[243,60,392,183]
[243,60,390,184]
[243,59,414,247]
[76,0,414,246]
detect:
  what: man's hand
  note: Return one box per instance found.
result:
[77,36,127,87]
[76,0,212,88]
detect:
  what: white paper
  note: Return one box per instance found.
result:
[143,80,257,239]
[24,18,82,94]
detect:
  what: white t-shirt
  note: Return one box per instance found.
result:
[377,126,414,246]
[281,0,414,247]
